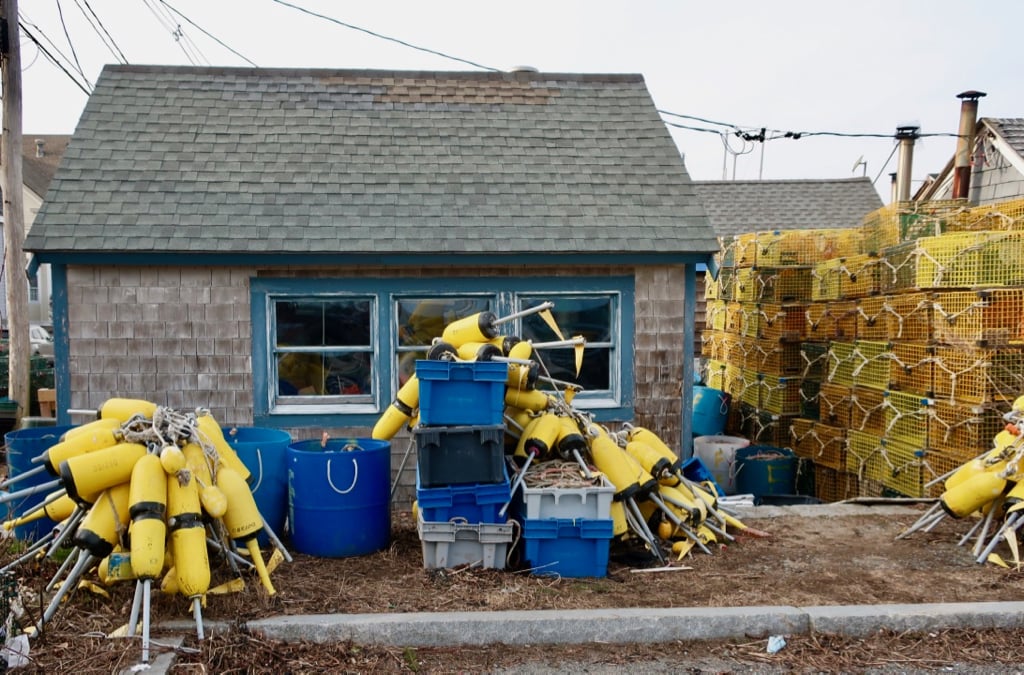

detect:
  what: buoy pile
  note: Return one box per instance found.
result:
[0,399,289,664]
[898,394,1024,567]
[373,304,768,565]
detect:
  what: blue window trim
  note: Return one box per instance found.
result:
[251,276,635,428]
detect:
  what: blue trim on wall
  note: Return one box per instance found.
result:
[52,265,72,427]
[31,251,715,268]
[681,264,696,459]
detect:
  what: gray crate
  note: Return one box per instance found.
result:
[417,513,513,570]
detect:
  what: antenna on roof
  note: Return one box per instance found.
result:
[852,155,867,177]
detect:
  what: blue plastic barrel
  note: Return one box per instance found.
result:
[734,445,796,498]
[287,438,391,557]
[4,425,76,542]
[225,427,292,547]
[692,386,730,436]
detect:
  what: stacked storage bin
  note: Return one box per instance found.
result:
[508,460,617,578]
[414,359,513,569]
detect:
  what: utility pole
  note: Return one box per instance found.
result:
[1,0,30,423]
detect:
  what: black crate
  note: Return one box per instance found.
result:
[415,424,506,488]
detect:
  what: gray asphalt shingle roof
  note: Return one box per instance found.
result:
[27,65,716,259]
[691,177,883,239]
[987,118,1024,158]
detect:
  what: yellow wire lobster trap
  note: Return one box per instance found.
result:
[881,231,1024,292]
[754,228,861,266]
[850,385,887,436]
[737,402,796,447]
[751,372,803,415]
[837,253,883,300]
[790,418,847,471]
[846,429,885,482]
[814,466,860,503]
[805,301,857,342]
[735,338,805,376]
[811,258,843,302]
[800,342,829,380]
[855,296,890,341]
[818,382,853,428]
[931,288,1024,347]
[888,342,934,395]
[755,303,807,342]
[702,359,743,398]
[927,399,1010,462]
[945,197,1024,233]
[862,199,971,252]
[931,345,1024,404]
[827,340,890,389]
[884,291,934,343]
[882,389,932,446]
[873,437,932,498]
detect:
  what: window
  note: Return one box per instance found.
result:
[28,276,39,303]
[251,277,634,427]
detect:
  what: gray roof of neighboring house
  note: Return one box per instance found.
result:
[691,177,884,239]
[22,135,71,199]
[986,118,1024,157]
[27,65,716,260]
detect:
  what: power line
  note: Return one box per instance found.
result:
[18,21,92,95]
[271,0,500,72]
[140,0,208,66]
[54,0,86,80]
[157,0,257,67]
[75,0,128,64]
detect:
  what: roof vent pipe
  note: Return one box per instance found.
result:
[952,90,986,200]
[889,172,898,204]
[894,126,920,203]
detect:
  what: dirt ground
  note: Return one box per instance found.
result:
[4,502,1024,673]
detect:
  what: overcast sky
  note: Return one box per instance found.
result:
[17,1,1024,200]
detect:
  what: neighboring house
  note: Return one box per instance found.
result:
[916,117,1024,204]
[0,135,70,325]
[690,177,884,331]
[25,65,717,499]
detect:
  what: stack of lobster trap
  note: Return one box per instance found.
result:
[701,197,1024,502]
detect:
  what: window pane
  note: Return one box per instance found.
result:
[538,346,610,391]
[397,297,491,347]
[276,299,371,347]
[277,352,373,396]
[521,296,612,343]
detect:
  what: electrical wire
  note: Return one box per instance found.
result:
[54,0,86,80]
[871,142,900,186]
[157,0,257,67]
[271,0,500,72]
[17,21,92,95]
[75,0,128,64]
[140,0,208,66]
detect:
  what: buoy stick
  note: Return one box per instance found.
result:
[141,579,152,663]
[259,520,293,564]
[45,508,85,559]
[66,409,99,417]
[39,552,94,631]
[0,464,47,488]
[500,451,537,518]
[922,512,948,533]
[623,497,666,564]
[206,536,251,572]
[894,502,942,539]
[976,511,1023,564]
[528,337,586,349]
[572,449,593,479]
[649,493,714,554]
[46,545,81,592]
[0,530,56,574]
[492,302,555,326]
[390,436,415,503]
[0,477,62,505]
[972,500,1000,558]
[127,580,143,637]
[192,597,205,641]
[957,517,985,547]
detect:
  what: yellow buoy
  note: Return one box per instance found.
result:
[371,375,421,441]
[504,387,550,413]
[488,335,520,356]
[166,473,210,599]
[456,341,501,362]
[182,442,227,518]
[99,398,159,423]
[506,361,539,391]
[3,492,79,531]
[194,415,251,483]
[514,412,561,462]
[441,311,499,348]
[218,467,276,596]
[940,470,1008,518]
[73,483,132,559]
[59,442,147,504]
[38,427,123,476]
[60,417,123,442]
[128,453,167,580]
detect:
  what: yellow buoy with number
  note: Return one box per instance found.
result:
[218,467,276,596]
[128,453,167,580]
[59,442,147,504]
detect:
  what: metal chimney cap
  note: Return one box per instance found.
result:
[895,125,920,138]
[957,90,987,100]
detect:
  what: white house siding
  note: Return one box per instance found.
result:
[968,145,1024,205]
[66,263,693,507]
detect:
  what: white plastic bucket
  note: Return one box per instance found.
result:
[693,435,750,495]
